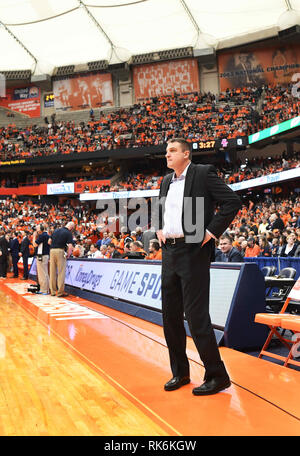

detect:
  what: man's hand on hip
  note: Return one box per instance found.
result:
[156,230,166,247]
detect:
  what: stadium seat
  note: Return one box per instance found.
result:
[265,267,297,312]
[261,266,276,277]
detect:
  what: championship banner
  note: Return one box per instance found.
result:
[218,43,300,91]
[133,58,200,101]
[0,86,41,117]
[53,73,114,111]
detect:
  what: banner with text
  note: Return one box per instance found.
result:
[0,85,41,117]
[133,58,200,101]
[218,43,300,91]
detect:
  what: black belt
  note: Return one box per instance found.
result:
[165,237,185,245]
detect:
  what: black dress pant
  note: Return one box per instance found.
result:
[161,240,229,381]
[12,255,19,277]
[22,255,29,279]
[0,256,7,277]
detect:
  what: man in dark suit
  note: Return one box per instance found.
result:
[215,234,244,262]
[0,231,10,278]
[10,232,20,278]
[156,138,241,396]
[19,230,30,280]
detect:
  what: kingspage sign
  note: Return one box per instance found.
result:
[65,259,162,309]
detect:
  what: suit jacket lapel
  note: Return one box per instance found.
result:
[183,162,195,197]
[161,173,173,197]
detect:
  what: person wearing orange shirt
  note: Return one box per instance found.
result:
[244,237,261,257]
[146,239,162,260]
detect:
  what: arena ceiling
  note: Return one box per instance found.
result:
[0,0,299,75]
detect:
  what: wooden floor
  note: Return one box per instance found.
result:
[0,277,300,436]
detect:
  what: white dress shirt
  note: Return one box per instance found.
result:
[162,163,216,240]
[162,164,190,238]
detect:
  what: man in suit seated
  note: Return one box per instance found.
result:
[215,234,244,262]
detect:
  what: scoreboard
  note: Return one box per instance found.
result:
[192,136,248,151]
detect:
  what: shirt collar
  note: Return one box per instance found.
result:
[171,162,191,182]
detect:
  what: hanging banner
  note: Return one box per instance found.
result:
[218,43,300,91]
[53,73,114,111]
[0,85,41,117]
[133,58,199,101]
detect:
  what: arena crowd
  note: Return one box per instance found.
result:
[0,192,299,282]
[1,83,299,164]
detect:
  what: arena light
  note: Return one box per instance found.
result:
[248,116,300,144]
[131,47,193,65]
[1,70,31,80]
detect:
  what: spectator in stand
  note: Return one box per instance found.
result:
[271,237,280,257]
[258,236,271,257]
[99,244,109,258]
[239,240,248,257]
[267,212,285,232]
[106,242,121,259]
[215,234,244,262]
[146,239,162,260]
[258,216,269,234]
[130,241,147,258]
[122,241,132,258]
[278,233,298,257]
[87,244,102,258]
[244,237,261,257]
[135,227,143,243]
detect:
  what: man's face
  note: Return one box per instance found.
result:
[165,142,189,171]
[219,239,232,253]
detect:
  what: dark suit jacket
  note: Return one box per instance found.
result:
[156,163,242,244]
[10,237,19,257]
[215,246,244,262]
[20,236,30,257]
[0,236,9,257]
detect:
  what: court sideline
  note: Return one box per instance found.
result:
[0,277,299,436]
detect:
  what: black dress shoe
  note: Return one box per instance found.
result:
[164,376,190,391]
[192,377,231,396]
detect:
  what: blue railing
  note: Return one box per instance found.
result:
[244,257,300,279]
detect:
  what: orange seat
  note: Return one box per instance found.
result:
[254,313,283,326]
[255,277,300,368]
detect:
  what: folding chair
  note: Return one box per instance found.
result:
[265,268,297,313]
[279,317,300,368]
[255,277,300,368]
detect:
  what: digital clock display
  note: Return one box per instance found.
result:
[193,141,215,150]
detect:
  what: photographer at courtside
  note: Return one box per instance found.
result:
[33,224,50,295]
